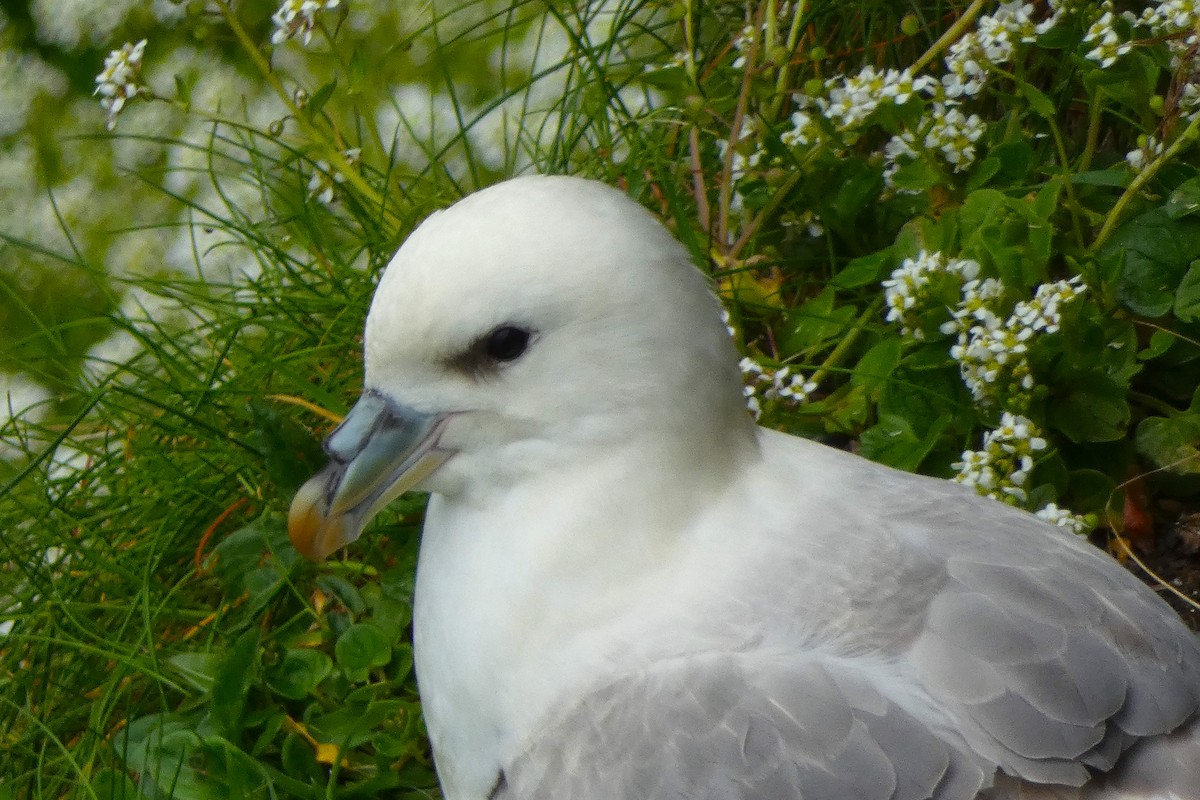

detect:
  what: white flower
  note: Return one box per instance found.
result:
[948,275,1086,404]
[879,68,938,104]
[732,24,756,69]
[816,66,937,130]
[1036,502,1093,535]
[1181,83,1200,125]
[721,308,738,339]
[781,110,818,148]
[882,251,983,337]
[923,103,986,171]
[739,357,766,381]
[739,358,818,415]
[94,39,147,130]
[307,147,361,205]
[1126,135,1165,171]
[954,413,1048,505]
[271,0,342,47]
[1083,5,1133,68]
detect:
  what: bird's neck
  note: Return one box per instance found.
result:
[411,427,756,799]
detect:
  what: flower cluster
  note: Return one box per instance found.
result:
[883,251,1086,408]
[815,67,936,130]
[271,0,342,47]
[943,2,1058,99]
[739,357,818,419]
[1035,502,1093,535]
[953,412,1047,504]
[1138,0,1200,32]
[882,104,988,184]
[1134,0,1200,69]
[1011,278,1088,335]
[307,147,361,205]
[1082,4,1132,69]
[1083,0,1200,72]
[882,250,980,338]
[1126,135,1165,171]
[948,276,1086,406]
[94,39,147,130]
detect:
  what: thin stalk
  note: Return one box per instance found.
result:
[1047,116,1086,249]
[807,298,884,388]
[912,0,986,74]
[768,0,809,121]
[215,1,401,234]
[718,6,763,247]
[1091,113,1200,253]
[1079,87,1105,173]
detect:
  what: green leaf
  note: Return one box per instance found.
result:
[989,141,1033,184]
[316,574,368,616]
[173,74,191,109]
[1136,414,1200,475]
[335,622,392,680]
[959,189,1047,287]
[890,157,942,192]
[211,629,261,737]
[1032,178,1062,221]
[268,649,333,700]
[249,400,325,495]
[780,287,854,355]
[1104,207,1200,317]
[114,714,218,800]
[210,516,293,595]
[306,80,337,120]
[169,652,222,694]
[1165,177,1200,220]
[833,160,882,219]
[1174,261,1200,322]
[1048,372,1131,442]
[832,247,894,290]
[966,156,1000,190]
[308,699,407,749]
[859,413,951,472]
[1067,468,1119,511]
[1139,328,1175,360]
[1070,170,1129,187]
[1016,80,1056,119]
[347,47,367,91]
[850,338,902,395]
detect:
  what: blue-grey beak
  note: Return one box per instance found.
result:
[288,391,451,559]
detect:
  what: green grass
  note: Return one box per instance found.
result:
[3,0,1200,796]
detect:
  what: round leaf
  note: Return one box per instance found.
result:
[269,649,333,700]
[335,623,393,675]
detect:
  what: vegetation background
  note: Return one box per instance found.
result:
[1,0,1199,797]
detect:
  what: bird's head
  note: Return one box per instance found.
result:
[288,175,752,559]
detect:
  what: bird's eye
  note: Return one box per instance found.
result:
[484,325,530,362]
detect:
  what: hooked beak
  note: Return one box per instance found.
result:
[288,391,451,560]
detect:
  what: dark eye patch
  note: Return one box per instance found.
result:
[446,324,534,377]
[485,326,530,361]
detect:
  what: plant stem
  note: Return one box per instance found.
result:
[912,0,986,74]
[1090,113,1200,254]
[808,298,883,387]
[215,1,402,234]
[1079,87,1105,173]
[768,0,809,122]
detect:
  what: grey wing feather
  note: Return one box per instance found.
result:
[501,653,990,800]
[501,463,1200,799]
[894,484,1200,787]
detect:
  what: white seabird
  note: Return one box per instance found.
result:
[288,175,1200,799]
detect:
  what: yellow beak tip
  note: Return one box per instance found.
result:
[288,474,348,561]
